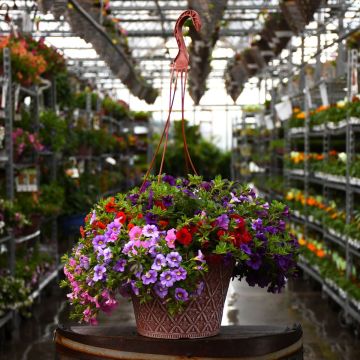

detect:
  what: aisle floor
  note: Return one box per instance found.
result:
[1,276,360,360]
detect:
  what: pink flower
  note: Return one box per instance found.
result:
[129,226,142,241]
[165,228,176,248]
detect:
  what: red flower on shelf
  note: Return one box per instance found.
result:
[176,227,192,246]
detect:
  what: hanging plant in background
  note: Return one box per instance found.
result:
[187,0,228,105]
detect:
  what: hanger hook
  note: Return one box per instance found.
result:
[172,10,201,71]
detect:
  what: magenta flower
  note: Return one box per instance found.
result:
[142,270,157,285]
[113,259,126,272]
[175,288,189,301]
[142,224,159,239]
[165,229,176,248]
[151,254,166,271]
[129,226,142,241]
[173,267,187,281]
[154,282,168,298]
[93,265,106,282]
[166,252,182,268]
[160,270,176,287]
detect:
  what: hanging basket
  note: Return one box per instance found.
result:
[132,259,234,339]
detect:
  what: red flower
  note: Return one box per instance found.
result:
[127,223,135,231]
[217,229,225,239]
[84,214,90,223]
[189,224,198,235]
[158,220,169,229]
[137,214,143,219]
[155,200,166,210]
[231,214,245,230]
[176,227,192,246]
[80,226,85,238]
[105,197,116,213]
[232,230,252,247]
[116,211,127,224]
[94,221,106,230]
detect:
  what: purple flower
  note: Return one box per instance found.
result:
[90,210,96,225]
[166,252,182,268]
[283,206,290,218]
[154,282,168,298]
[163,174,176,186]
[79,255,90,270]
[196,281,205,296]
[194,250,205,263]
[215,214,229,230]
[252,218,263,231]
[113,259,126,272]
[127,193,139,205]
[142,224,159,239]
[182,188,196,199]
[262,202,270,210]
[160,270,176,287]
[278,220,286,232]
[145,212,158,225]
[264,225,278,234]
[97,247,112,263]
[142,270,158,285]
[249,188,257,199]
[130,280,140,295]
[256,232,267,242]
[162,195,173,207]
[92,235,107,250]
[93,264,106,282]
[246,254,262,270]
[147,189,154,210]
[275,255,293,272]
[182,179,189,186]
[230,192,241,203]
[173,267,187,281]
[201,181,212,191]
[240,244,252,255]
[175,288,189,301]
[151,254,166,271]
[139,180,151,193]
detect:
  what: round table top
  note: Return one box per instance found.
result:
[55,324,303,359]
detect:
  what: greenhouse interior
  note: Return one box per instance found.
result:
[1,0,360,359]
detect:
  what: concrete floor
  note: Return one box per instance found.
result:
[1,276,360,359]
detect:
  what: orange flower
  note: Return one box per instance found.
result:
[316,249,325,258]
[307,243,316,252]
[315,105,329,113]
[316,154,324,161]
[329,150,338,156]
[296,112,306,119]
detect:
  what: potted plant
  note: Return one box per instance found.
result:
[62,174,298,338]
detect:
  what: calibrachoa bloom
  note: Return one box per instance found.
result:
[62,175,298,323]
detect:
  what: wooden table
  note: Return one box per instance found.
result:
[54,324,303,360]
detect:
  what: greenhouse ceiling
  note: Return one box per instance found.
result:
[0,1,359,100]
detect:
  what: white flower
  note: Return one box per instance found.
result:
[338,152,347,163]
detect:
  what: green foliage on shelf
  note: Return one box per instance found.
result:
[39,110,67,152]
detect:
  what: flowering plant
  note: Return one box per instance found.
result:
[12,128,44,159]
[62,175,298,324]
[0,36,47,86]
